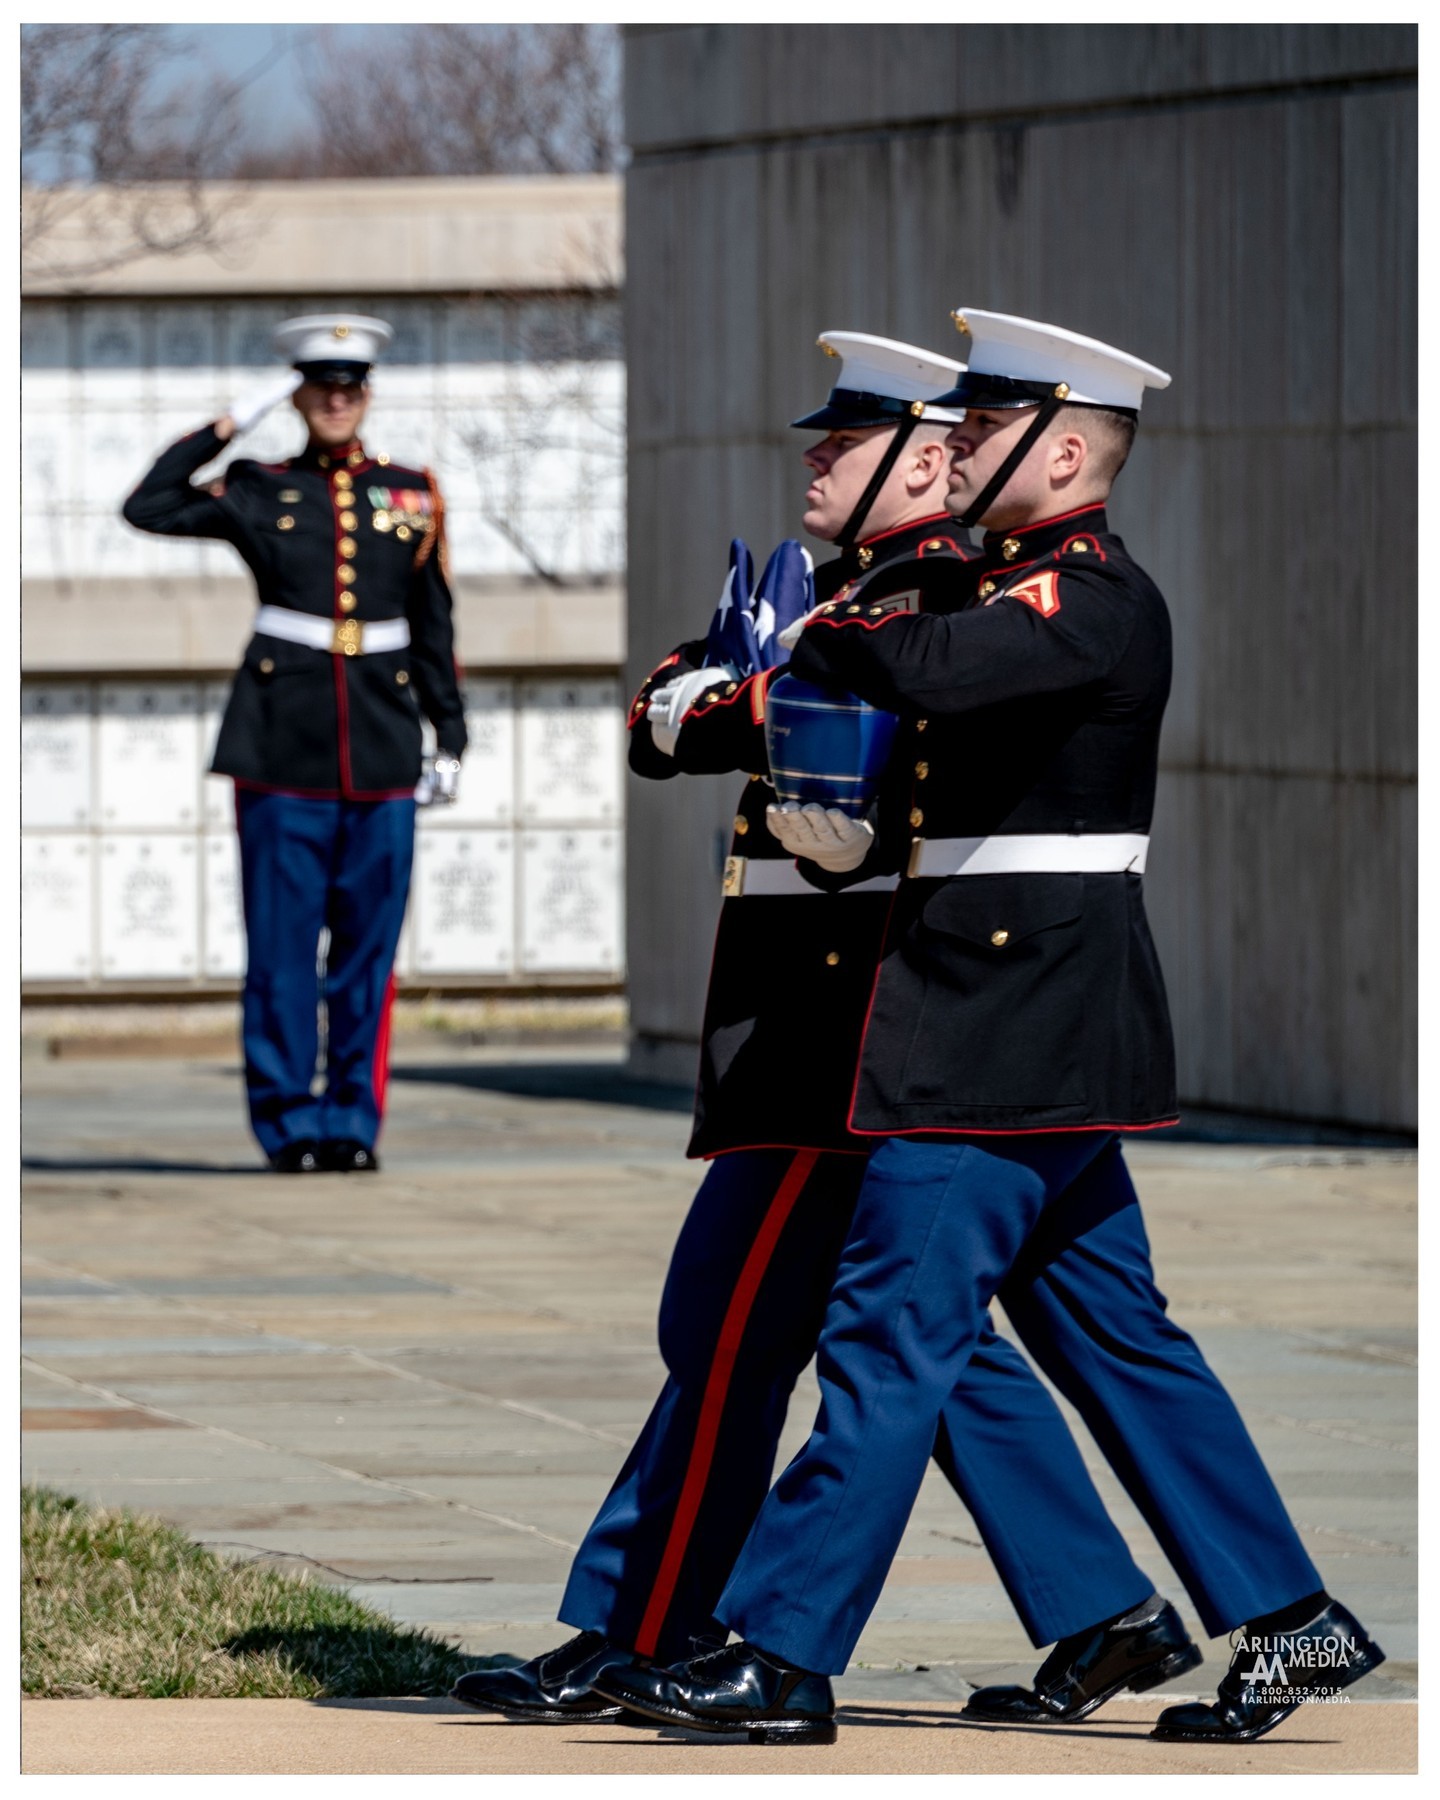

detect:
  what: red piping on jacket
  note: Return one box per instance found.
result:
[330,475,355,797]
[985,501,1106,543]
[231,778,418,802]
[698,1140,868,1161]
[809,608,911,635]
[628,653,682,730]
[633,1148,821,1656]
[856,511,953,549]
[843,1116,1181,1138]
[332,656,354,796]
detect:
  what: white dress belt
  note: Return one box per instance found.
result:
[722,833,1149,897]
[254,604,411,655]
[909,833,1149,877]
[722,857,898,898]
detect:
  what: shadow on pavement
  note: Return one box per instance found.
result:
[389,1065,1414,1146]
[22,1157,265,1176]
[389,1062,694,1115]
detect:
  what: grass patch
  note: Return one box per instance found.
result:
[22,1485,507,1698]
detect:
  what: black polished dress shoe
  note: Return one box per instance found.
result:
[965,1594,1202,1724]
[593,1639,837,1745]
[450,1631,632,1723]
[1152,1598,1384,1742]
[269,1140,321,1173]
[319,1139,380,1173]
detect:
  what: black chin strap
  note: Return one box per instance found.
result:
[957,396,1064,530]
[837,415,920,551]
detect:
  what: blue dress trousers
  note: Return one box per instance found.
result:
[236,788,415,1157]
[559,1146,1156,1665]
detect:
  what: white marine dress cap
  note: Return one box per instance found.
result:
[272,314,395,385]
[937,309,1171,413]
[793,330,967,428]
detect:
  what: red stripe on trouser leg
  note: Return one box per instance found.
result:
[633,1148,821,1657]
[371,971,397,1129]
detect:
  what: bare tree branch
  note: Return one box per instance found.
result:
[451,291,624,589]
[21,24,253,285]
[230,23,621,180]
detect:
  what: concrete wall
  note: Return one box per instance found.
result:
[623,24,1416,1131]
[22,175,620,296]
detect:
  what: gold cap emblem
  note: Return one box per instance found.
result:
[333,324,351,340]
[951,311,969,335]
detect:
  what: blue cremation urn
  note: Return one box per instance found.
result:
[763,673,901,819]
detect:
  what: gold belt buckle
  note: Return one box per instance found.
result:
[332,617,362,656]
[906,836,926,879]
[722,855,746,898]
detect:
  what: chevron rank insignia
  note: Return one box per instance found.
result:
[1003,571,1061,617]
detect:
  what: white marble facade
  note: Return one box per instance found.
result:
[21,676,625,985]
[21,292,626,988]
[22,293,624,584]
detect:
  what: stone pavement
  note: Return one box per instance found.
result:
[20,1696,1418,1777]
[20,1043,1417,1774]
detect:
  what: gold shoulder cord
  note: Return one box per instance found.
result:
[414,468,449,580]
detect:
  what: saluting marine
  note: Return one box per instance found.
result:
[454,334,1199,1728]
[595,311,1385,1746]
[122,315,467,1173]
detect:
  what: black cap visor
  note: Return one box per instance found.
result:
[295,359,372,387]
[931,370,1137,417]
[791,388,924,430]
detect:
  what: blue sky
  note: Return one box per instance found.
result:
[157,25,383,131]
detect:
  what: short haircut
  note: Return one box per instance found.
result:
[1052,404,1137,486]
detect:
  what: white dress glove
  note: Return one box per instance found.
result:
[776,603,827,652]
[226,369,304,435]
[647,664,739,756]
[766,801,875,872]
[415,755,461,807]
[432,755,461,804]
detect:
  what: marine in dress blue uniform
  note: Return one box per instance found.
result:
[594,313,1382,1746]
[455,336,1191,1725]
[122,315,467,1173]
